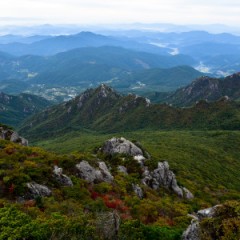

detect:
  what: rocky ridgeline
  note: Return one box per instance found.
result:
[23,137,193,200]
[0,126,28,146]
[101,137,193,199]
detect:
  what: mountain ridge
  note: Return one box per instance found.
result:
[163,72,240,106]
[19,84,240,141]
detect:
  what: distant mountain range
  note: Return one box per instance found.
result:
[0,92,52,126]
[0,30,239,102]
[0,31,171,56]
[19,84,240,141]
[0,30,239,77]
[0,46,198,101]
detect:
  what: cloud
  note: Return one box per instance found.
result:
[0,0,239,26]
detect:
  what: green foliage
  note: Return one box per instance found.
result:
[119,220,182,240]
[0,128,239,239]
[200,201,240,240]
[0,205,97,240]
[0,92,52,127]
[93,182,113,194]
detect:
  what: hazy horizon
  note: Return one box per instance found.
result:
[1,0,240,27]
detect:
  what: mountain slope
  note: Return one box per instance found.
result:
[0,46,195,84]
[0,132,239,239]
[19,84,240,141]
[164,72,240,106]
[0,92,52,126]
[118,65,202,92]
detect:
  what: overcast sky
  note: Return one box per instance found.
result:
[0,0,239,26]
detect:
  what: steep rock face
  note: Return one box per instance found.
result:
[102,137,143,156]
[182,205,221,240]
[76,160,113,183]
[53,166,73,186]
[0,127,28,146]
[26,182,52,198]
[142,161,193,199]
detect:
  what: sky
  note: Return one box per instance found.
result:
[0,0,240,26]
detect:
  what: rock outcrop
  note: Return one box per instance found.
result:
[117,166,128,175]
[182,219,200,240]
[0,127,28,146]
[26,182,52,198]
[101,137,143,157]
[53,166,73,186]
[132,184,143,199]
[182,205,221,240]
[76,160,113,183]
[142,161,193,199]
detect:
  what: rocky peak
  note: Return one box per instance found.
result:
[184,76,219,94]
[76,84,120,110]
[97,84,114,98]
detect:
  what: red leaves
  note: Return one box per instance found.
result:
[9,183,15,194]
[90,190,129,212]
[23,200,36,208]
[53,160,59,166]
[91,191,100,200]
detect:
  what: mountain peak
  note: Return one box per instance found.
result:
[96,84,115,98]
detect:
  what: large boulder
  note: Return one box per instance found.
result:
[142,161,193,199]
[0,127,28,146]
[53,166,73,186]
[182,205,221,240]
[76,161,97,183]
[101,137,143,156]
[26,182,52,198]
[76,160,113,183]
